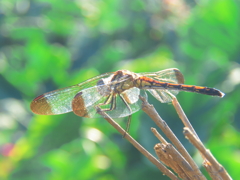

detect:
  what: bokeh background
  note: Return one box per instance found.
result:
[0,0,239,179]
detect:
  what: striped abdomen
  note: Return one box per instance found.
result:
[136,77,225,97]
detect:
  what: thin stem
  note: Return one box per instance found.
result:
[139,96,206,180]
[172,98,200,140]
[96,106,179,180]
[184,128,232,180]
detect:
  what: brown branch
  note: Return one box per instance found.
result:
[96,106,179,180]
[152,128,200,180]
[151,127,168,145]
[203,161,223,180]
[172,98,200,140]
[151,126,206,180]
[97,95,232,180]
[172,98,231,180]
[184,128,232,180]
[172,97,232,180]
[139,96,205,180]
[154,143,191,180]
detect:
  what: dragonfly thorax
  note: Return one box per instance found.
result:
[111,70,139,94]
[96,70,139,96]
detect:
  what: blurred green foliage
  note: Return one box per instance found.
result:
[0,0,239,179]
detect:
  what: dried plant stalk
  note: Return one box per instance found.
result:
[184,128,232,180]
[140,96,205,179]
[96,95,232,180]
[96,106,179,180]
[172,98,232,180]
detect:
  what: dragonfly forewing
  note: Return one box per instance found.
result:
[30,85,84,115]
[30,72,113,115]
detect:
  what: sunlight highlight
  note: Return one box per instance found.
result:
[94,155,111,170]
[85,128,103,142]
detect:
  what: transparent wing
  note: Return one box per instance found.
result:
[138,68,184,103]
[138,68,184,84]
[72,86,147,118]
[30,72,113,115]
[107,88,147,118]
[147,89,178,103]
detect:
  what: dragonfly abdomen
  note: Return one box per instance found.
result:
[137,76,224,97]
[178,84,224,97]
[161,83,224,97]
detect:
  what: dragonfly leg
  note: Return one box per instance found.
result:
[119,94,132,135]
[97,93,117,112]
[96,93,132,137]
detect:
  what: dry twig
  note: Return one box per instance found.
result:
[172,97,232,180]
[140,96,206,180]
[96,95,232,180]
[140,97,203,173]
[184,128,232,180]
[96,106,179,180]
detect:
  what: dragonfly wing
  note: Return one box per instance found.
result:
[72,86,107,118]
[139,68,184,102]
[107,87,147,118]
[30,72,113,115]
[147,89,178,103]
[139,68,184,84]
[72,86,147,118]
[30,86,84,115]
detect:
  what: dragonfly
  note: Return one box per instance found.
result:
[30,69,224,119]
